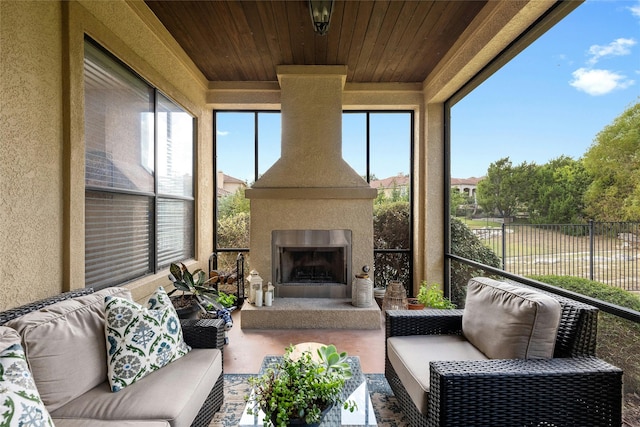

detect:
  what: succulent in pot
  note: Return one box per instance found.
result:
[246,344,357,426]
[168,262,222,317]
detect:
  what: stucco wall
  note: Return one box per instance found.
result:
[1,1,65,308]
[0,0,213,310]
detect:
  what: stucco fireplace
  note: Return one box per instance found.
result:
[245,66,377,299]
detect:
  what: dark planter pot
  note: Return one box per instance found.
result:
[269,404,333,426]
[171,296,200,319]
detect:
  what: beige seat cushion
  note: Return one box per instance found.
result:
[53,420,169,427]
[462,277,562,359]
[50,348,222,427]
[6,287,132,411]
[387,335,487,415]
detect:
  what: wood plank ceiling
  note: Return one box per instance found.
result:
[144,0,488,83]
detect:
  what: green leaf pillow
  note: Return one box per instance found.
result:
[0,343,54,426]
[104,286,190,392]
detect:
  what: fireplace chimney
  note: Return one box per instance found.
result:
[245,66,377,297]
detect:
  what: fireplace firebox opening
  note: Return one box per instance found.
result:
[272,229,352,298]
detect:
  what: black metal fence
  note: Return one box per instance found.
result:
[472,221,640,291]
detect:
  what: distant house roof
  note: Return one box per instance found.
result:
[370,174,410,189]
[370,174,483,189]
[451,177,483,186]
[216,187,232,197]
[219,173,246,185]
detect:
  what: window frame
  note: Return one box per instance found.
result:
[83,37,196,289]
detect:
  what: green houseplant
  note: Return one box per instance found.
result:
[246,345,356,426]
[415,282,456,309]
[168,262,222,317]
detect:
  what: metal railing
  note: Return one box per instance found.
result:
[472,221,640,291]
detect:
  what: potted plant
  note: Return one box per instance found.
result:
[168,262,222,318]
[414,281,456,309]
[246,345,357,426]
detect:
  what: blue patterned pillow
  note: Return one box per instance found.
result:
[0,343,55,426]
[104,286,190,392]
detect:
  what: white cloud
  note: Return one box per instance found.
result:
[629,1,640,19]
[587,38,636,65]
[217,130,230,136]
[569,68,635,96]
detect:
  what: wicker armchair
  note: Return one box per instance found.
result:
[385,280,623,427]
[1,288,225,427]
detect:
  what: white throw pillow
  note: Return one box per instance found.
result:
[104,286,190,392]
[0,342,55,427]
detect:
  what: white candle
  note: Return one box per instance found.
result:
[265,291,273,306]
[255,289,263,307]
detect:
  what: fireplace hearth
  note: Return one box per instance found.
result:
[272,229,352,298]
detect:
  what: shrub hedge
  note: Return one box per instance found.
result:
[529,275,640,394]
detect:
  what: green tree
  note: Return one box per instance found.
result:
[216,188,250,249]
[217,188,250,219]
[373,200,410,287]
[528,156,591,223]
[216,211,250,248]
[450,188,472,216]
[583,101,640,221]
[449,217,501,304]
[477,157,534,219]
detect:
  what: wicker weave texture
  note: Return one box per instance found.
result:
[384,284,622,427]
[191,375,225,427]
[0,288,95,325]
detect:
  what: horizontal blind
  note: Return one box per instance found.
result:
[84,38,195,289]
[157,198,194,269]
[85,191,152,288]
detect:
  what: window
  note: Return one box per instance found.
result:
[343,111,413,289]
[84,39,195,289]
[213,110,413,288]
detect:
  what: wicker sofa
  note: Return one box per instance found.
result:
[385,277,623,427]
[0,287,224,427]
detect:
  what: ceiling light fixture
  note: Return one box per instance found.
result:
[309,0,334,36]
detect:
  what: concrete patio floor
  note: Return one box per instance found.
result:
[222,309,386,374]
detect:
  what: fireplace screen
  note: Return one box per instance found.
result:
[272,229,352,298]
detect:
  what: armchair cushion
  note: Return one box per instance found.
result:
[387,335,487,414]
[462,277,562,359]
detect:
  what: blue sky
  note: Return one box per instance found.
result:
[451,0,640,178]
[216,0,639,183]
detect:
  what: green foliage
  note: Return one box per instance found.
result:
[529,275,640,392]
[373,200,410,286]
[168,262,221,312]
[218,188,250,219]
[450,188,472,216]
[246,345,356,426]
[528,156,592,224]
[583,101,640,221]
[216,211,250,249]
[217,291,237,308]
[373,201,410,248]
[450,217,501,304]
[416,282,456,308]
[477,157,535,218]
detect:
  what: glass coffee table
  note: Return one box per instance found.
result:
[239,355,378,426]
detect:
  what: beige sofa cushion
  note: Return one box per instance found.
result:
[50,348,222,427]
[0,325,22,349]
[462,277,562,359]
[6,287,132,411]
[387,335,487,415]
